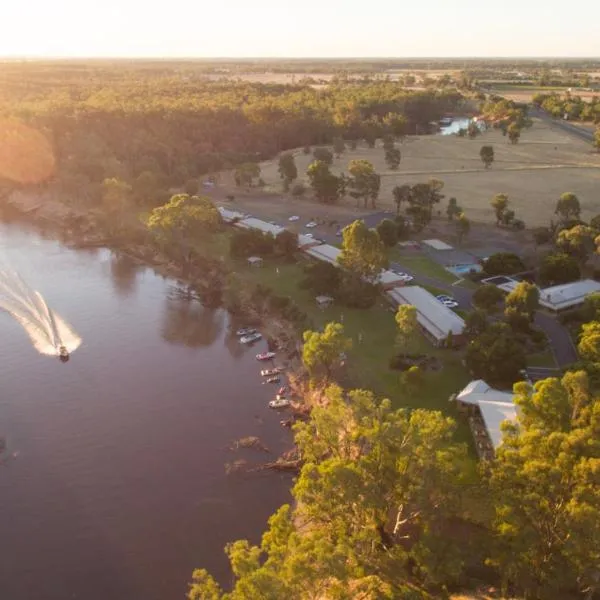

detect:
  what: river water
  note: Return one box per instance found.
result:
[0,219,293,600]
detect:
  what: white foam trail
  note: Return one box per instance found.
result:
[0,270,81,356]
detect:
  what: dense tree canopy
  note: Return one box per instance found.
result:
[302,323,352,380]
[338,220,388,281]
[538,252,581,286]
[482,252,525,276]
[555,192,581,221]
[472,284,504,313]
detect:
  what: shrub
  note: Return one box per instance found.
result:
[291,182,306,196]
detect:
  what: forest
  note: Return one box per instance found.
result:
[0,63,464,206]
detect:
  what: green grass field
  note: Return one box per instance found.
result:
[390,251,459,284]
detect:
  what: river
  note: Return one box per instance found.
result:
[0,219,293,600]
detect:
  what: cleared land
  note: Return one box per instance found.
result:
[250,118,600,228]
[488,83,599,103]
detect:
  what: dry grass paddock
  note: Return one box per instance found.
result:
[249,118,600,228]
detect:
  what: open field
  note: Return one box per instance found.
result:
[487,84,599,103]
[249,118,600,228]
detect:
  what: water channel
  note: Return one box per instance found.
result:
[0,219,292,600]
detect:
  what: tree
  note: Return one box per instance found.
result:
[490,193,509,226]
[465,322,526,387]
[505,281,540,323]
[384,148,401,169]
[376,218,398,247]
[467,121,480,139]
[332,137,345,158]
[557,224,596,266]
[464,308,489,339]
[300,261,341,296]
[555,192,581,221]
[338,220,388,281]
[488,372,600,599]
[594,125,600,150]
[101,177,132,215]
[578,321,600,362]
[479,145,494,168]
[590,214,600,231]
[507,122,521,144]
[234,162,260,187]
[306,160,342,204]
[455,212,470,245]
[132,170,161,206]
[472,284,504,313]
[402,365,424,394]
[395,304,418,355]
[277,153,297,191]
[312,147,334,166]
[347,160,381,209]
[147,193,222,271]
[230,229,275,259]
[274,230,298,261]
[382,134,395,152]
[483,252,525,276]
[302,322,352,380]
[446,197,462,221]
[392,184,411,216]
[538,252,581,286]
[532,227,553,248]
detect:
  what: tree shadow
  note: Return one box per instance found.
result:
[109,253,141,297]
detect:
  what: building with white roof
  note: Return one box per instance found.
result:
[218,207,245,222]
[298,234,321,249]
[386,286,466,345]
[304,244,341,265]
[455,379,519,450]
[235,217,284,236]
[538,279,600,312]
[374,270,408,290]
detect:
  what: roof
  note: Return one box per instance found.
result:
[236,217,284,236]
[422,239,453,251]
[456,380,519,449]
[539,279,600,311]
[298,234,321,248]
[375,270,406,288]
[456,379,514,405]
[304,244,341,265]
[478,400,518,448]
[386,286,465,341]
[218,207,245,222]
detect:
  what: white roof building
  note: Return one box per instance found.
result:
[374,270,407,290]
[218,207,246,222]
[538,279,600,312]
[298,234,321,249]
[422,239,453,251]
[456,379,519,449]
[386,286,465,344]
[304,244,341,265]
[235,217,284,236]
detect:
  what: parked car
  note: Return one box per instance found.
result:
[305,221,317,228]
[304,233,314,239]
[436,294,459,308]
[392,270,414,282]
[288,215,300,222]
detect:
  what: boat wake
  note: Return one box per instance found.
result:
[0,270,81,357]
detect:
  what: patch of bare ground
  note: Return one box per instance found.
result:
[230,117,600,228]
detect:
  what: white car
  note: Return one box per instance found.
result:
[304,233,314,239]
[288,215,300,222]
[436,294,459,308]
[393,270,413,282]
[305,222,317,228]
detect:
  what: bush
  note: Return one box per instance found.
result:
[483,252,526,276]
[291,182,306,196]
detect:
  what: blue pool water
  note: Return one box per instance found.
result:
[447,263,482,276]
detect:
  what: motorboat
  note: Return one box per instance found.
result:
[269,398,291,409]
[58,346,70,362]
[236,327,257,337]
[240,332,262,345]
[261,368,282,376]
[256,351,276,361]
[265,376,281,384]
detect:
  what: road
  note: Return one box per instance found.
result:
[528,106,595,144]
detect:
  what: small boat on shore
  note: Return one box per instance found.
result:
[256,351,276,361]
[260,367,282,376]
[277,386,289,395]
[269,398,291,409]
[236,327,257,337]
[265,376,281,384]
[275,393,287,401]
[240,332,262,345]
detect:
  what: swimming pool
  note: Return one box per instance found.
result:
[447,263,482,276]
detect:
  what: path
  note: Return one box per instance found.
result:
[530,106,596,144]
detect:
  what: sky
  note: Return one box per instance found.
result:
[1,0,599,58]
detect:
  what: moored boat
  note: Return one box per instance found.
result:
[240,332,262,344]
[236,327,257,337]
[277,386,289,395]
[256,351,276,361]
[269,398,291,409]
[265,376,281,384]
[260,367,281,376]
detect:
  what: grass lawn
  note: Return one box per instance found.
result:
[390,251,459,284]
[526,349,558,368]
[234,258,471,428]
